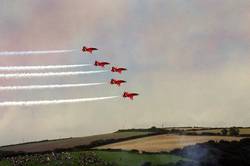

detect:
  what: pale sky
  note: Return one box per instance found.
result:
[0,0,250,146]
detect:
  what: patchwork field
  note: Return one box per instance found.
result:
[97,134,244,152]
[0,131,151,153]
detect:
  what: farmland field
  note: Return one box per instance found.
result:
[0,131,151,153]
[239,128,250,134]
[97,134,244,152]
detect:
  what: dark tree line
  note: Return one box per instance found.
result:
[221,127,240,136]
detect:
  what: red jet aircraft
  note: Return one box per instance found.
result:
[94,61,110,68]
[123,92,139,100]
[111,66,127,74]
[110,79,126,86]
[82,46,98,54]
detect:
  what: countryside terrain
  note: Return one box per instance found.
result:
[0,150,187,166]
[0,127,249,166]
[0,131,153,153]
[98,135,243,152]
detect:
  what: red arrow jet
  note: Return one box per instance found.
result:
[110,79,126,86]
[82,46,98,54]
[123,92,139,100]
[111,66,127,74]
[94,61,110,68]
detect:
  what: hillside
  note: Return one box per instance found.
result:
[1,138,250,166]
[0,150,186,166]
[0,131,152,153]
[1,127,249,153]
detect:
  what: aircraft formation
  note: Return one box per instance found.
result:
[0,46,138,106]
[82,46,139,100]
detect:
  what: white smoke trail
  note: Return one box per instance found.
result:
[0,64,91,71]
[0,70,108,78]
[0,96,120,106]
[0,49,76,56]
[0,83,105,90]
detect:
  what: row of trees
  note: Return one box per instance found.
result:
[119,126,242,136]
[221,127,240,136]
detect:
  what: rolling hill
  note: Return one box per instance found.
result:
[0,131,152,153]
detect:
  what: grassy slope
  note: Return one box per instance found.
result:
[0,132,151,153]
[0,150,186,166]
[95,151,186,166]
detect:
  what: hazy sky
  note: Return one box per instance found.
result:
[0,0,250,146]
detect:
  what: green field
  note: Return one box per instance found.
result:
[95,151,186,166]
[0,150,187,166]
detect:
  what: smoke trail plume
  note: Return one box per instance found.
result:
[0,83,105,90]
[0,49,76,56]
[0,96,119,106]
[0,64,91,71]
[0,70,108,78]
